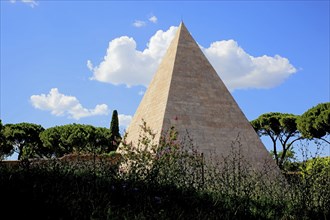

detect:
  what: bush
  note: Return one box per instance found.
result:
[0,121,329,219]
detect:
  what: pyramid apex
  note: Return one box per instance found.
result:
[120,21,279,173]
[172,21,198,49]
[178,21,188,32]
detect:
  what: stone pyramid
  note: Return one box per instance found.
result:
[122,22,276,170]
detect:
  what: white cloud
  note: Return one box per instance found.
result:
[149,16,158,23]
[88,26,178,87]
[133,14,158,28]
[202,40,297,90]
[30,88,109,120]
[133,20,146,28]
[118,114,132,128]
[88,26,297,91]
[10,0,38,7]
[87,60,93,71]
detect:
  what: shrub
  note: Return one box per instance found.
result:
[0,121,329,219]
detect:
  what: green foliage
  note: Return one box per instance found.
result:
[0,120,13,160]
[301,156,330,177]
[270,149,297,171]
[119,120,293,218]
[118,119,158,181]
[110,110,120,138]
[2,122,46,160]
[39,126,65,157]
[109,110,121,151]
[251,112,300,169]
[297,102,330,140]
[95,126,113,153]
[251,112,299,137]
[0,122,114,160]
[118,120,205,189]
[40,124,112,157]
[151,126,205,189]
[0,122,329,219]
[287,155,330,219]
[0,120,3,142]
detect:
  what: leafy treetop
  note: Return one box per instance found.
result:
[251,112,300,169]
[297,102,330,143]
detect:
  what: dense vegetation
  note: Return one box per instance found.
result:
[251,102,329,169]
[0,110,122,160]
[0,104,329,219]
[1,123,329,219]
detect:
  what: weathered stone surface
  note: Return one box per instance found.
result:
[120,22,277,171]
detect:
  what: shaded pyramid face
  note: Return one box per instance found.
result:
[123,22,275,170]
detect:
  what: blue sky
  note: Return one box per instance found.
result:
[1,1,329,157]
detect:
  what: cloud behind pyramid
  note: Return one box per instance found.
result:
[118,22,280,172]
[88,25,297,91]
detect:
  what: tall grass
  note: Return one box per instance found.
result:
[0,122,329,219]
